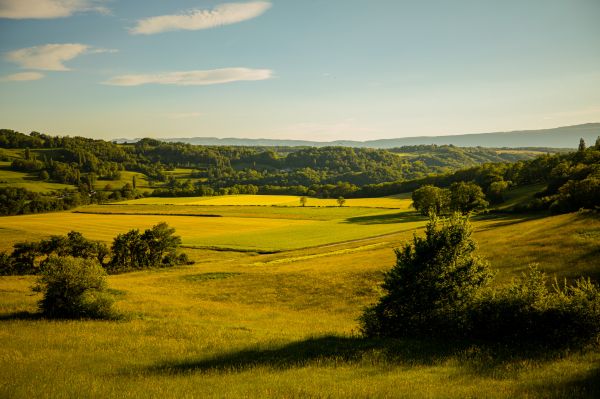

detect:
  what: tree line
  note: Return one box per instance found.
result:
[0,222,191,276]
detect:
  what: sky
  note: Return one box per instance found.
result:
[0,0,599,141]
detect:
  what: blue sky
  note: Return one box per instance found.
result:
[0,0,599,141]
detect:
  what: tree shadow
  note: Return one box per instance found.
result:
[516,362,600,398]
[0,311,42,321]
[344,212,425,225]
[144,335,578,378]
[473,212,548,231]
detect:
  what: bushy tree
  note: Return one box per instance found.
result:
[34,256,115,319]
[469,266,600,345]
[337,196,346,207]
[108,222,183,271]
[449,182,488,213]
[411,185,450,215]
[361,214,493,338]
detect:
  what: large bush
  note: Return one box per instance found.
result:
[361,215,600,346]
[360,214,493,338]
[469,266,600,346]
[34,256,116,319]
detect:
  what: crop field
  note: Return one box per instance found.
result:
[121,193,413,208]
[1,208,599,398]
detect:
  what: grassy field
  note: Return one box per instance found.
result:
[1,197,599,398]
[94,171,152,193]
[122,193,413,208]
[0,162,74,192]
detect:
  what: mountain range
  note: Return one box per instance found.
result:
[119,123,600,149]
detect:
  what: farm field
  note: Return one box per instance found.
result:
[121,193,413,208]
[0,205,423,252]
[1,208,599,398]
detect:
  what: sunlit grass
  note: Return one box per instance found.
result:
[121,194,413,209]
[1,205,599,398]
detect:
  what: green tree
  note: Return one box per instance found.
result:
[578,138,586,152]
[361,214,493,338]
[34,256,115,319]
[449,182,488,213]
[337,196,346,207]
[132,175,137,189]
[411,185,450,216]
[300,196,307,207]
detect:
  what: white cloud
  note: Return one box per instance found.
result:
[104,68,273,86]
[1,72,45,81]
[130,1,272,35]
[5,43,116,71]
[0,0,109,19]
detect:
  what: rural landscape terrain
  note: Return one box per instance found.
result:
[0,127,599,398]
[2,1,600,398]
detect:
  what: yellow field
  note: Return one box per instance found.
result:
[122,194,413,209]
[0,209,425,252]
[1,211,599,398]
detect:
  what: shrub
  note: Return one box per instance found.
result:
[469,266,600,346]
[34,256,116,319]
[360,213,493,338]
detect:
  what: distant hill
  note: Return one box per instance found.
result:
[153,123,600,149]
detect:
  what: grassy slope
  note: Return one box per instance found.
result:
[0,162,73,192]
[1,197,599,398]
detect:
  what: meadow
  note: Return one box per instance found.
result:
[1,195,599,398]
[0,162,73,193]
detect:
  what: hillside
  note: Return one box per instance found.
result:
[153,123,600,149]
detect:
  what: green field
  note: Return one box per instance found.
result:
[0,162,74,193]
[1,196,600,398]
[94,171,152,193]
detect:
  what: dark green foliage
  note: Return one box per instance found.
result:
[108,222,184,272]
[411,185,450,215]
[0,231,109,275]
[362,216,600,346]
[34,256,116,319]
[449,182,489,213]
[361,214,493,338]
[469,267,600,346]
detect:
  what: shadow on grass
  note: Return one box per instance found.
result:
[517,363,600,399]
[145,335,580,378]
[473,212,548,231]
[0,311,42,321]
[344,212,424,225]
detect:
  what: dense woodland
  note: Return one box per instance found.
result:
[0,129,599,216]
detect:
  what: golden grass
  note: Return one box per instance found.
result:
[0,210,425,252]
[121,194,413,209]
[1,205,599,398]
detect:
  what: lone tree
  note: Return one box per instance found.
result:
[34,256,115,319]
[449,182,488,214]
[361,213,493,338]
[578,138,586,152]
[411,185,450,215]
[337,196,346,207]
[300,196,307,207]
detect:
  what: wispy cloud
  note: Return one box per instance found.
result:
[0,0,109,19]
[1,72,45,81]
[130,1,272,35]
[5,43,116,71]
[104,68,273,86]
